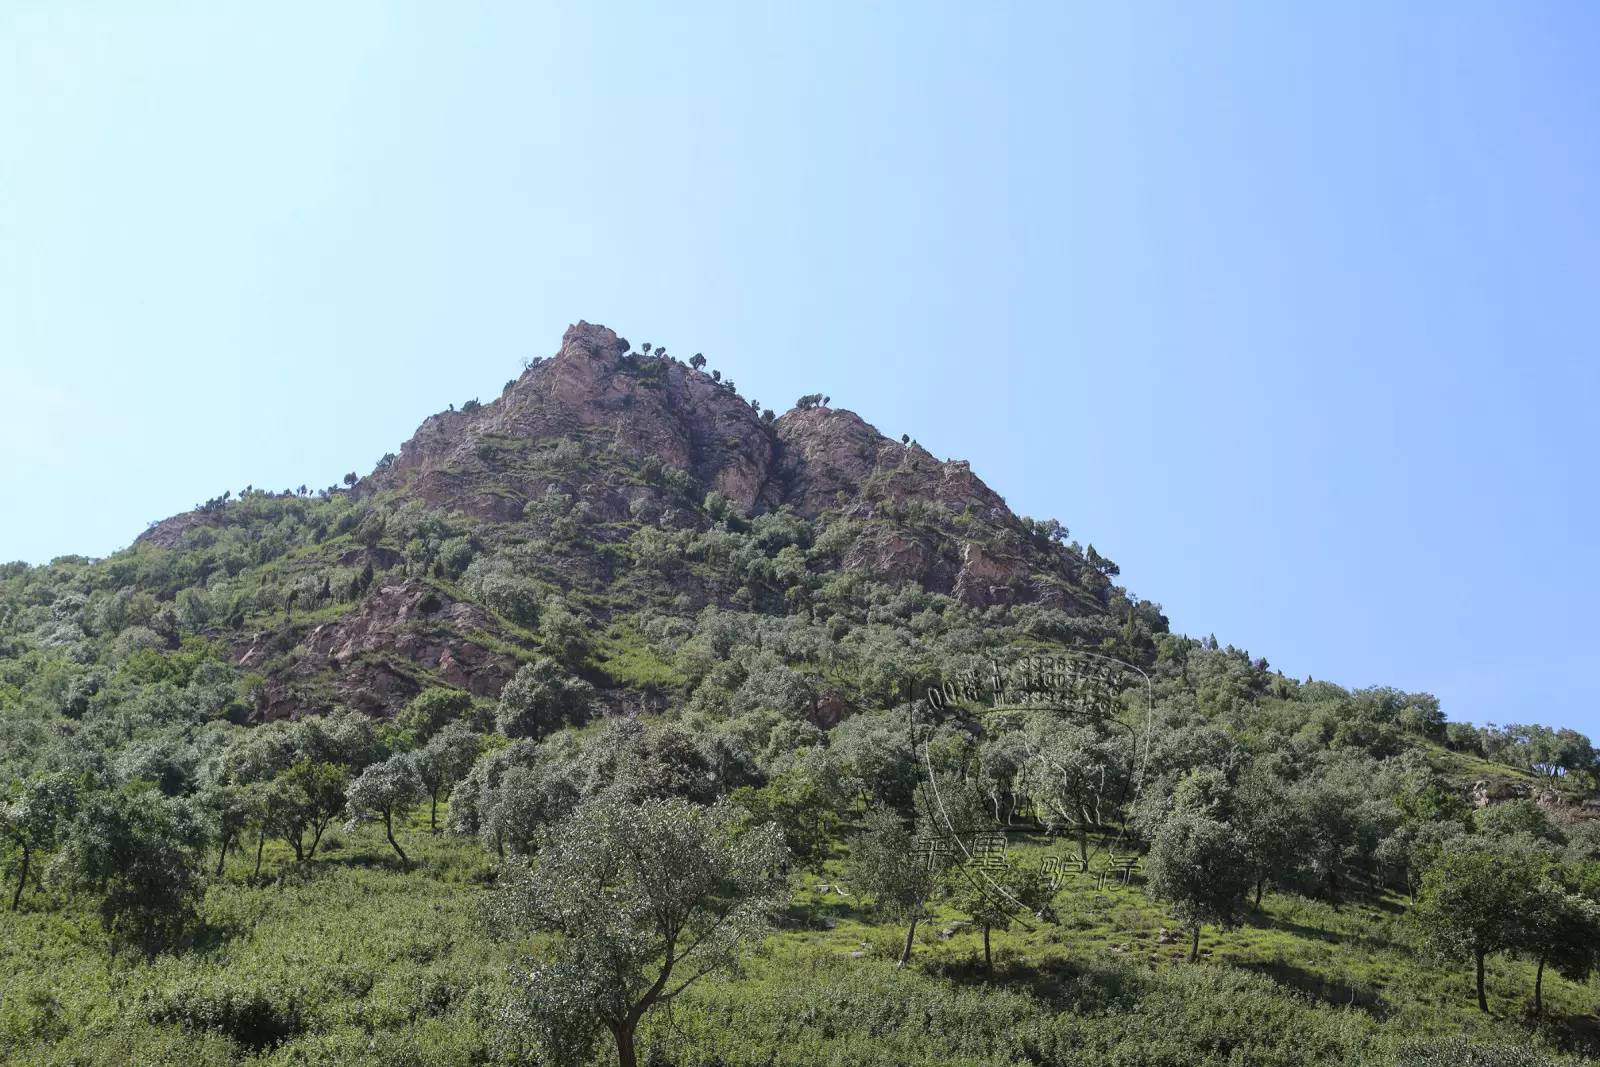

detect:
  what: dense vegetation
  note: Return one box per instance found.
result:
[4,353,1600,1065]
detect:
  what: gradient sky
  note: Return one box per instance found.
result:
[4,3,1598,736]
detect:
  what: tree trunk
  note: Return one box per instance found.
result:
[611,1020,638,1067]
[216,832,233,878]
[983,923,993,975]
[10,844,29,911]
[1535,951,1547,1016]
[1189,924,1201,963]
[430,791,439,833]
[1475,949,1488,1013]
[254,828,266,878]
[385,811,409,867]
[1076,826,1088,866]
[898,914,920,969]
[1254,878,1264,911]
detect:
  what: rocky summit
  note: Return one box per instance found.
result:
[127,322,1154,724]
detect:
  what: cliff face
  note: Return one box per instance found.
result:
[129,322,1130,721]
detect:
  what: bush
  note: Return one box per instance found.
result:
[141,973,306,1050]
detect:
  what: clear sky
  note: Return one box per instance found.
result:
[4,3,1598,736]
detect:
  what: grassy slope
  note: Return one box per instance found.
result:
[3,808,1596,1066]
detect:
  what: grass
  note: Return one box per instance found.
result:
[2,816,1596,1065]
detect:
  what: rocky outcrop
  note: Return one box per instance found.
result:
[235,580,524,720]
[362,322,779,519]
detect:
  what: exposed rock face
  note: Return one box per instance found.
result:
[236,581,523,721]
[953,541,1029,608]
[1471,778,1532,808]
[772,409,1010,521]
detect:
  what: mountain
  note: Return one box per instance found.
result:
[118,321,1159,725]
[5,322,1599,1067]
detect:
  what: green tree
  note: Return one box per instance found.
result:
[196,780,256,878]
[53,787,206,961]
[493,795,786,1067]
[732,767,841,871]
[848,806,952,968]
[346,755,424,866]
[398,687,473,743]
[412,724,482,831]
[1,771,79,910]
[1144,809,1252,962]
[267,759,348,862]
[1519,874,1600,1015]
[1234,765,1304,910]
[1412,850,1539,1012]
[946,857,1054,975]
[496,657,594,740]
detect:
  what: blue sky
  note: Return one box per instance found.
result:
[4,3,1598,735]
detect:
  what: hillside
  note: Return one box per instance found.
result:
[2,323,1599,1066]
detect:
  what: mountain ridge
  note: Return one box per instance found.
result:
[116,321,1156,723]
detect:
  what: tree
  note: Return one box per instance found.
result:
[1520,877,1600,1015]
[343,472,358,487]
[795,393,823,410]
[1017,718,1129,866]
[1,772,78,910]
[1144,809,1252,962]
[346,756,424,866]
[267,759,348,862]
[848,806,951,967]
[493,795,786,1067]
[1412,850,1539,1012]
[53,787,206,961]
[196,780,256,878]
[732,767,841,871]
[1234,765,1304,910]
[496,657,594,739]
[946,858,1054,975]
[398,687,473,743]
[690,353,706,370]
[412,724,482,831]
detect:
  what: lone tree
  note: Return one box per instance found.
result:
[1412,849,1538,1012]
[494,795,786,1067]
[346,755,424,866]
[1520,877,1600,1015]
[690,352,705,369]
[1144,808,1252,962]
[267,758,349,862]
